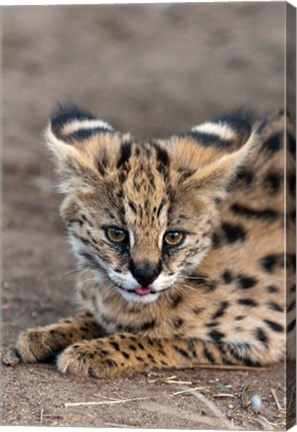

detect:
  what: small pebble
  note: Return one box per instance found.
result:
[251,394,262,413]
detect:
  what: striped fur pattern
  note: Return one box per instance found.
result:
[16,105,295,377]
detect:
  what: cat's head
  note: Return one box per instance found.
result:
[45,104,257,303]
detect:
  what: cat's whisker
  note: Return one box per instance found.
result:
[58,268,82,280]
[76,277,101,287]
[179,283,200,294]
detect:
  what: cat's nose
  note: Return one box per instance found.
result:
[130,262,162,287]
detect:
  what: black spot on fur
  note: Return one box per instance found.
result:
[267,302,283,312]
[122,351,130,359]
[139,320,157,332]
[173,318,184,329]
[173,345,191,359]
[264,172,281,194]
[288,319,296,332]
[235,315,245,321]
[288,300,295,313]
[206,322,219,328]
[236,275,257,290]
[77,251,99,268]
[288,133,296,158]
[190,275,217,292]
[264,319,284,332]
[237,298,258,307]
[260,254,284,273]
[212,301,229,319]
[128,201,137,214]
[137,342,145,350]
[156,200,166,219]
[254,328,269,347]
[170,293,183,308]
[68,218,83,226]
[150,142,170,167]
[117,142,132,168]
[230,203,278,220]
[128,344,137,351]
[209,330,225,343]
[110,341,120,351]
[78,237,92,246]
[221,222,247,244]
[234,167,254,186]
[262,132,281,153]
[266,285,279,293]
[211,232,221,248]
[147,353,157,364]
[192,306,205,315]
[204,347,215,364]
[222,270,233,284]
[289,254,296,271]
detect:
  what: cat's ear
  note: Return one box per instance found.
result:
[168,111,258,200]
[44,104,120,193]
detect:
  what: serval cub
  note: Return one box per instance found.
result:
[16,105,295,378]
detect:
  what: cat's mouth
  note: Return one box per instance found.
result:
[112,281,171,302]
[134,286,155,295]
[116,284,156,296]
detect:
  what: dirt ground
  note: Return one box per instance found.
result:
[1,3,294,429]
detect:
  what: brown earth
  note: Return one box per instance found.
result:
[1,3,293,429]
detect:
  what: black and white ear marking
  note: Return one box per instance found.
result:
[44,104,117,193]
[50,103,114,143]
[183,109,256,150]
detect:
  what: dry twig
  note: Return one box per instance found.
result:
[64,396,149,408]
[213,393,235,398]
[270,388,282,411]
[39,407,44,425]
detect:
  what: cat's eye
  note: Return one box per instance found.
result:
[163,231,185,247]
[105,227,128,244]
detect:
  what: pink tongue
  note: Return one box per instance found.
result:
[135,287,152,295]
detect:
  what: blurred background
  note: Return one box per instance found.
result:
[3,3,286,149]
[2,4,292,427]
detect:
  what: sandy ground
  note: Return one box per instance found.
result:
[1,3,294,429]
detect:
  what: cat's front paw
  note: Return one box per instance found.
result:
[17,327,64,363]
[57,339,124,378]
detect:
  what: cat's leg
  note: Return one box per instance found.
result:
[57,333,278,378]
[17,310,105,363]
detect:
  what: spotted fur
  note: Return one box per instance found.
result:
[16,106,296,377]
